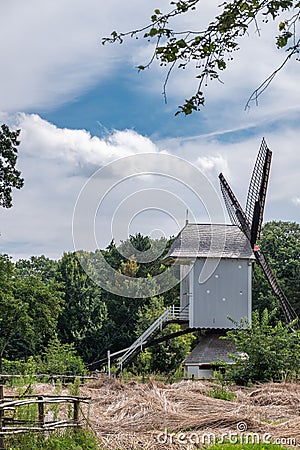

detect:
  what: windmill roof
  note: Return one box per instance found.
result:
[184,333,236,365]
[164,223,254,262]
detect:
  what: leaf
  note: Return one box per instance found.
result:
[279,21,286,31]
[217,59,226,70]
[149,27,158,37]
[177,39,187,48]
[276,31,292,48]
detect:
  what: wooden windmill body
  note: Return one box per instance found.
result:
[164,223,254,330]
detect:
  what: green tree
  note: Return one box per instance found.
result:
[0,124,24,206]
[0,255,62,369]
[0,255,22,372]
[9,275,63,358]
[104,0,300,114]
[225,309,300,384]
[253,221,300,319]
[16,255,59,283]
[90,235,177,359]
[57,252,107,362]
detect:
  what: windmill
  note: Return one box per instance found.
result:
[219,138,298,325]
[97,138,297,377]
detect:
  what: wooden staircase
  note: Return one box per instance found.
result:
[117,305,189,371]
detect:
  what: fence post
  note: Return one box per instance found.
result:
[107,350,111,378]
[38,396,44,427]
[0,385,5,450]
[73,400,79,425]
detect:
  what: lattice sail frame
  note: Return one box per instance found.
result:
[245,138,272,246]
[219,173,251,241]
[218,143,298,325]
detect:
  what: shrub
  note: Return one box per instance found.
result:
[2,356,36,375]
[225,309,300,384]
[36,336,87,376]
[209,373,235,401]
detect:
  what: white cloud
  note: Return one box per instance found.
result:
[196,155,230,176]
[0,113,163,258]
[159,128,300,224]
[0,113,299,260]
[0,113,226,259]
[293,198,300,206]
[16,113,159,167]
[0,0,161,112]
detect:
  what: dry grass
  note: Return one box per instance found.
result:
[4,378,300,449]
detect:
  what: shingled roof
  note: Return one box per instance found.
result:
[184,333,236,365]
[164,223,254,262]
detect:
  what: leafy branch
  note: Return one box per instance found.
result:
[103,0,300,115]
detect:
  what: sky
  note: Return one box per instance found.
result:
[0,0,299,261]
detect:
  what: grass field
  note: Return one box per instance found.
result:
[4,378,300,449]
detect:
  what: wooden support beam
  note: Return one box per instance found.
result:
[38,396,44,426]
[0,385,5,450]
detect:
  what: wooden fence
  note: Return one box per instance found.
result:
[0,374,98,384]
[0,388,90,449]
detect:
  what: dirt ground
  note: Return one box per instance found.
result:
[4,378,300,449]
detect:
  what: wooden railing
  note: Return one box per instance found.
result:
[117,304,189,371]
[0,391,90,448]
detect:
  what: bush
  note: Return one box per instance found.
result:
[36,337,87,376]
[2,356,37,375]
[209,373,235,401]
[225,309,300,384]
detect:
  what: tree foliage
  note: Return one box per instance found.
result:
[57,252,107,362]
[133,296,195,375]
[225,309,300,384]
[103,0,300,114]
[0,124,24,207]
[0,255,63,370]
[36,336,87,375]
[252,221,300,319]
[1,223,299,378]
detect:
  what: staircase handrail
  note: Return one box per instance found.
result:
[118,308,170,369]
[117,304,190,370]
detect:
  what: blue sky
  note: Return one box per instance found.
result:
[0,0,299,260]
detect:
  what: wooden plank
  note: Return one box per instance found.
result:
[38,396,44,426]
[0,394,88,438]
[0,385,5,450]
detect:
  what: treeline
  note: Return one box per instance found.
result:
[0,221,299,376]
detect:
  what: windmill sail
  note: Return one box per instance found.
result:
[219,173,251,240]
[254,250,298,324]
[219,172,298,325]
[245,138,272,246]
